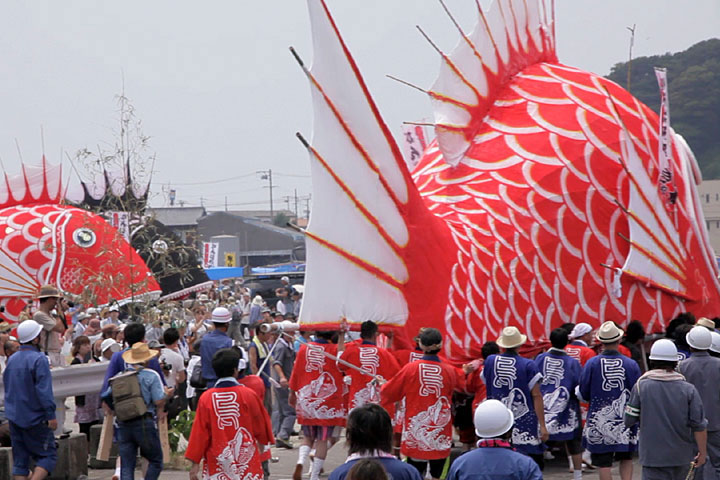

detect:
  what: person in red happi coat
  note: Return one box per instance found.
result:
[185,348,273,480]
[340,321,400,411]
[381,328,465,480]
[290,330,346,480]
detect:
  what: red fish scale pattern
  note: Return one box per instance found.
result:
[413,62,716,362]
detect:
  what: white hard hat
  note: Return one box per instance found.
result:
[18,320,43,344]
[474,399,514,438]
[211,307,232,323]
[687,326,712,350]
[710,332,720,354]
[649,339,680,362]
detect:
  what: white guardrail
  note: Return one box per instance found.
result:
[0,362,110,435]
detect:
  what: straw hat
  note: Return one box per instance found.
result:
[122,343,159,364]
[596,321,623,343]
[496,326,527,349]
[0,322,12,333]
[697,317,716,330]
[37,285,62,299]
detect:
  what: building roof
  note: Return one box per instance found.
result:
[147,207,206,227]
[224,209,296,220]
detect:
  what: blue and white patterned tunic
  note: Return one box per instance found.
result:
[483,352,544,454]
[535,348,581,441]
[578,349,641,453]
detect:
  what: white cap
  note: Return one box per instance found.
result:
[101,339,121,354]
[570,323,592,339]
[649,339,680,362]
[687,326,712,350]
[18,320,43,344]
[281,276,290,283]
[86,307,98,316]
[710,332,720,354]
[474,399,515,438]
[109,304,119,312]
[211,307,232,323]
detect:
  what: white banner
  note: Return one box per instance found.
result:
[401,124,429,172]
[654,67,677,212]
[108,211,130,241]
[202,242,219,269]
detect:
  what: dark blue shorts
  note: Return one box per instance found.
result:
[10,422,57,476]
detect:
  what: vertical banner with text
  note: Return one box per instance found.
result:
[654,67,677,214]
[202,242,219,269]
[108,211,130,241]
[401,124,429,172]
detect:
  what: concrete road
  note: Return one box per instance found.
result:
[88,434,644,479]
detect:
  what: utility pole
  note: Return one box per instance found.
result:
[257,169,275,221]
[294,189,299,220]
[302,194,312,219]
[626,24,636,93]
[225,196,228,212]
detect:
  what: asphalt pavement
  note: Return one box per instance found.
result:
[87,433,645,479]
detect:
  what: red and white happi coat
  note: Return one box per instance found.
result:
[289,340,346,426]
[185,384,273,480]
[340,341,400,410]
[381,355,465,460]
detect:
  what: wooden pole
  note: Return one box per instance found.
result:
[96,414,114,462]
[159,416,171,463]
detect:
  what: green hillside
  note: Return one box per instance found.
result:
[606,38,720,178]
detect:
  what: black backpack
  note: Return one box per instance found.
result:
[189,359,207,389]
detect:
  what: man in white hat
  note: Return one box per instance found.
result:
[200,307,233,388]
[102,303,121,327]
[100,338,122,362]
[679,326,720,479]
[446,399,542,480]
[566,323,596,367]
[578,321,641,480]
[483,326,549,468]
[72,312,91,341]
[3,320,57,479]
[103,342,166,480]
[626,339,707,479]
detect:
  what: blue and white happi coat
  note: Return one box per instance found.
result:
[578,349,641,453]
[483,352,544,454]
[534,348,581,441]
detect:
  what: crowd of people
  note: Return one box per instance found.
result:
[1,280,719,480]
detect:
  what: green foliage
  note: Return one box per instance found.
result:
[606,38,720,178]
[168,410,195,453]
[273,212,291,227]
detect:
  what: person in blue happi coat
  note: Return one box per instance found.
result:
[535,328,583,479]
[578,321,641,480]
[4,320,58,479]
[483,326,549,469]
[447,399,542,480]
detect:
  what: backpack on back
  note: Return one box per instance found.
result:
[110,369,147,421]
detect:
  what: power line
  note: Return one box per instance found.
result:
[162,172,257,186]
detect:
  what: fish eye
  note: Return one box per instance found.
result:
[72,228,96,248]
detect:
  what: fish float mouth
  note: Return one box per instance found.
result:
[159,280,214,301]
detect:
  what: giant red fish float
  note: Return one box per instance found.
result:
[295,0,720,362]
[0,159,160,320]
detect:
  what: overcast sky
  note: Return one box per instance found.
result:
[1,0,718,213]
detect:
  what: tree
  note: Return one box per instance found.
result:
[606,38,720,178]
[273,212,291,227]
[71,92,208,305]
